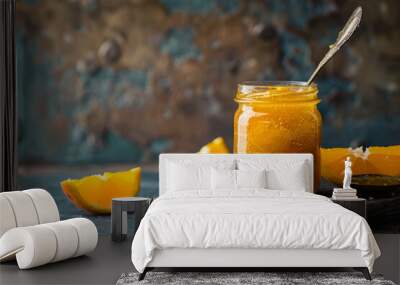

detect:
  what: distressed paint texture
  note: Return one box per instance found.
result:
[16,0,400,164]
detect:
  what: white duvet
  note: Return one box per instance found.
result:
[131,190,380,273]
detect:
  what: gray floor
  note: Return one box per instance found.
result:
[2,235,397,285]
[0,236,134,285]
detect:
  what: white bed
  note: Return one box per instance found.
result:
[131,154,380,280]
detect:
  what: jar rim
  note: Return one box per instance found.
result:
[235,81,319,104]
[238,81,317,88]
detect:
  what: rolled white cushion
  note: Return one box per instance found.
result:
[23,189,59,224]
[0,226,57,268]
[0,196,17,237]
[0,218,98,269]
[42,221,79,262]
[63,218,98,257]
[0,189,60,239]
[0,191,39,227]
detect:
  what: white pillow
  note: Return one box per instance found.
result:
[167,162,210,191]
[237,159,309,192]
[236,169,267,189]
[211,168,236,190]
[211,169,268,190]
[267,164,308,192]
[167,159,235,192]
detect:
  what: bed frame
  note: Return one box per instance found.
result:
[139,154,372,281]
[140,248,370,280]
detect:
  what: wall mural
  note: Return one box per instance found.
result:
[16,0,400,164]
[16,0,399,234]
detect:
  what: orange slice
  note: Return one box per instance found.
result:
[199,137,230,154]
[61,167,141,214]
[321,146,400,185]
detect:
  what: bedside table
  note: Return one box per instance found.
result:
[331,198,366,218]
[111,197,151,242]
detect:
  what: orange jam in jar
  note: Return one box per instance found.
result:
[234,81,321,189]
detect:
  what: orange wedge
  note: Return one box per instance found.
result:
[321,146,400,185]
[199,137,230,154]
[61,167,141,214]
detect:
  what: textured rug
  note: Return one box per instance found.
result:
[116,271,395,285]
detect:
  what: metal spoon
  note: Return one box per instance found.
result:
[306,6,362,85]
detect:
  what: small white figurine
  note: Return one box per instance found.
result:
[342,156,353,190]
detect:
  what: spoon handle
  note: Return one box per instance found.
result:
[307,7,362,85]
[307,47,338,85]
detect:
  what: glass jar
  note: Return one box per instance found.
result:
[234,81,321,189]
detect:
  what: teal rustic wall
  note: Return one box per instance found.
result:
[16,0,400,165]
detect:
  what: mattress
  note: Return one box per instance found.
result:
[131,190,380,273]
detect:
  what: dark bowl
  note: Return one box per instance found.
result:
[351,175,400,198]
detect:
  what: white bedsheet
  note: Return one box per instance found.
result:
[131,190,380,273]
